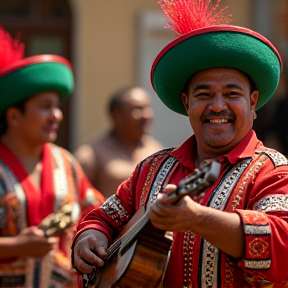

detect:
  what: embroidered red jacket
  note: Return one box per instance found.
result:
[74,130,288,288]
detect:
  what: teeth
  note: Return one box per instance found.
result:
[209,119,228,123]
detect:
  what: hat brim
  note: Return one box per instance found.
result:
[151,25,282,115]
[0,55,74,112]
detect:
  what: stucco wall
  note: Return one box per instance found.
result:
[70,0,159,150]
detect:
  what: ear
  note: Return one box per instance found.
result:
[181,92,189,113]
[5,107,22,128]
[250,90,259,112]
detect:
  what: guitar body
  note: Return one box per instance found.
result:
[86,208,173,288]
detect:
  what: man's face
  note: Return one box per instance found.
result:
[116,88,154,140]
[181,68,259,156]
[13,91,63,145]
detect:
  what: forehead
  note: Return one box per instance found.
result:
[189,68,251,87]
[122,88,151,106]
[27,91,60,103]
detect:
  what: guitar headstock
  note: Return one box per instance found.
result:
[39,203,80,237]
[165,160,221,203]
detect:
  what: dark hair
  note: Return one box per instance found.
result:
[108,85,138,115]
[182,70,258,95]
[0,99,27,137]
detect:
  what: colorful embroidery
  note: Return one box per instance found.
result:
[239,210,271,269]
[183,231,195,287]
[101,195,130,226]
[224,257,234,287]
[249,238,269,257]
[231,154,267,211]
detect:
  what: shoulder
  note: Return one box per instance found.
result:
[142,135,163,149]
[138,147,177,169]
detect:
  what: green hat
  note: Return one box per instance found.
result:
[0,54,74,112]
[151,10,283,116]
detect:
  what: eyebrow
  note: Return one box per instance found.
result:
[192,84,211,92]
[192,83,244,93]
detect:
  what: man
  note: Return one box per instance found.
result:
[0,27,105,287]
[71,0,288,287]
[74,85,163,198]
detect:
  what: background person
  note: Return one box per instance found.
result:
[0,27,105,288]
[74,85,163,198]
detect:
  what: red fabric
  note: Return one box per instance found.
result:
[73,130,288,287]
[0,141,54,226]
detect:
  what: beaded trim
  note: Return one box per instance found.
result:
[253,194,288,212]
[256,148,288,167]
[244,259,271,269]
[244,224,271,235]
[101,195,130,226]
[148,156,178,203]
[183,231,195,287]
[51,147,69,211]
[200,158,252,287]
[140,148,175,206]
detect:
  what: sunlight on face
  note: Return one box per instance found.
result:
[17,91,63,145]
[181,68,259,156]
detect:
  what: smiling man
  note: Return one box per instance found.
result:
[71,0,288,287]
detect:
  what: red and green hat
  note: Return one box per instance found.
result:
[151,0,283,116]
[0,27,74,113]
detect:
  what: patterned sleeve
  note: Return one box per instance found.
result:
[235,159,288,283]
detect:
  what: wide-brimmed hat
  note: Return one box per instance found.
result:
[0,28,74,113]
[151,1,283,116]
[0,55,74,112]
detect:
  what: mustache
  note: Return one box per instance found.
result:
[201,111,236,120]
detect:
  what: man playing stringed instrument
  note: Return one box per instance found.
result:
[72,0,288,287]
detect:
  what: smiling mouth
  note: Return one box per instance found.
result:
[205,119,231,124]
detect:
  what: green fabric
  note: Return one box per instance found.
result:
[152,30,281,115]
[0,62,74,112]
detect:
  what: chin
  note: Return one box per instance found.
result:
[204,137,235,148]
[44,134,57,143]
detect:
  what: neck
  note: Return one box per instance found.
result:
[195,147,222,169]
[1,133,44,166]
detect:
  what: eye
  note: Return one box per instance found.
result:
[194,91,211,98]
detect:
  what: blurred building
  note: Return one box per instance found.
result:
[0,0,287,151]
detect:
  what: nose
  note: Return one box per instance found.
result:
[51,107,63,122]
[209,94,227,112]
[143,107,154,120]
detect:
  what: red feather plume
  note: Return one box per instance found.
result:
[0,27,24,70]
[157,0,232,35]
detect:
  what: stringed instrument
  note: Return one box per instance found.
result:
[82,160,221,288]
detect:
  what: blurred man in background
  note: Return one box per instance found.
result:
[75,85,163,198]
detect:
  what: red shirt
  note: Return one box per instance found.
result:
[75,130,288,287]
